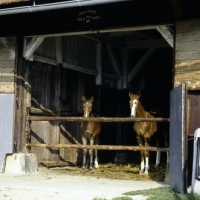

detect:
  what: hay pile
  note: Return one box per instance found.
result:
[50,162,167,182]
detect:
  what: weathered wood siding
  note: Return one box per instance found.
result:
[62,36,96,69]
[34,35,123,90]
[175,19,200,89]
[0,37,15,93]
[28,60,99,164]
[28,62,60,162]
[27,34,124,164]
[187,91,200,137]
[35,37,56,60]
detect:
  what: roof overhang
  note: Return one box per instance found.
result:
[0,0,29,5]
[0,0,131,16]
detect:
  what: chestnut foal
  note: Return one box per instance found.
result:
[129,92,157,174]
[81,96,101,173]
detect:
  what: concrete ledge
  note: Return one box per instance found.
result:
[4,153,38,174]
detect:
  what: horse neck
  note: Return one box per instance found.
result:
[83,111,93,117]
[136,103,147,118]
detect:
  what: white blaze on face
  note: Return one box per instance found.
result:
[131,99,138,117]
[84,102,90,117]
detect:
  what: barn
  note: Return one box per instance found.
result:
[0,0,199,195]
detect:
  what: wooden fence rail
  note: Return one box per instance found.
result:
[26,116,170,122]
[26,143,169,152]
[26,114,170,153]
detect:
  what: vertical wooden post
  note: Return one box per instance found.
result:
[56,37,62,64]
[77,72,85,113]
[15,35,27,152]
[56,36,62,163]
[96,42,102,85]
[116,103,121,145]
[25,61,32,108]
[122,47,128,89]
[24,60,32,153]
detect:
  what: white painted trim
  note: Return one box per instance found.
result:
[25,24,173,38]
[156,26,173,47]
[24,37,45,60]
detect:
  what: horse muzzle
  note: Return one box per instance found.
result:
[83,113,89,117]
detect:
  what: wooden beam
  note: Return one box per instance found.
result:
[107,44,122,78]
[96,42,102,85]
[156,26,173,47]
[26,24,173,38]
[27,107,57,116]
[103,72,119,80]
[128,47,157,83]
[26,143,169,152]
[56,37,62,63]
[33,55,58,65]
[122,47,128,89]
[81,34,124,49]
[127,39,169,49]
[62,62,98,75]
[33,54,119,81]
[26,116,170,122]
[106,44,123,89]
[24,37,45,60]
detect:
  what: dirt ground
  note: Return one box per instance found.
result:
[0,164,170,200]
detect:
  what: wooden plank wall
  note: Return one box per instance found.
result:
[35,37,56,60]
[175,19,200,89]
[35,35,123,90]
[187,91,200,137]
[28,64,91,164]
[0,37,15,93]
[28,35,104,164]
[62,36,97,71]
[29,62,60,163]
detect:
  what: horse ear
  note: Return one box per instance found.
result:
[129,91,132,97]
[137,92,141,98]
[91,96,94,102]
[82,95,86,101]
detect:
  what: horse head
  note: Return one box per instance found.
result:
[129,91,140,118]
[82,95,94,117]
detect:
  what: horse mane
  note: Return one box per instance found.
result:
[90,112,100,117]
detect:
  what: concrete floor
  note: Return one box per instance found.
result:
[0,166,170,200]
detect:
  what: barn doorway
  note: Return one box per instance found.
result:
[24,25,173,171]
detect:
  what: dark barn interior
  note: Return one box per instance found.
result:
[26,27,174,167]
[99,45,173,163]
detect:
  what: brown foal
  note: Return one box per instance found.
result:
[80,95,101,173]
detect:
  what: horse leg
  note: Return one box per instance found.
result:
[144,137,150,174]
[136,136,145,174]
[89,135,95,173]
[81,137,87,173]
[94,135,100,168]
[155,133,161,168]
[164,130,169,164]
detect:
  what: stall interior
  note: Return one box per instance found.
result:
[26,28,173,166]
